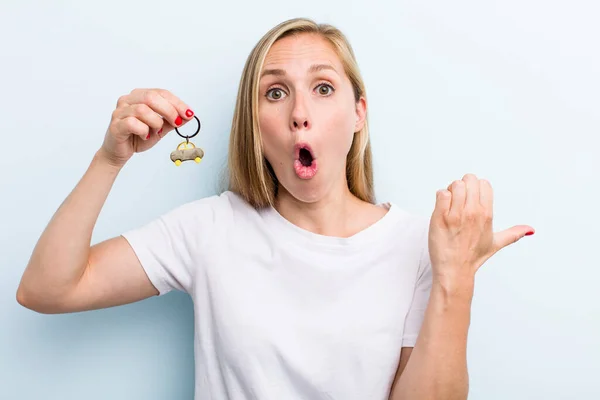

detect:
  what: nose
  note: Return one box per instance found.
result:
[290,93,311,132]
[293,119,309,129]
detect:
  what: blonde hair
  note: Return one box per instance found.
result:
[226,17,374,208]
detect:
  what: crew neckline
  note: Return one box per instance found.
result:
[260,200,399,250]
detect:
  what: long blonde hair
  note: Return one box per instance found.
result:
[226,17,374,209]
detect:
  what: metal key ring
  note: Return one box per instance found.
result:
[175,115,201,142]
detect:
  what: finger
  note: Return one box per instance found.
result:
[127,89,182,127]
[493,225,535,252]
[126,103,166,134]
[113,104,162,139]
[463,174,480,210]
[155,89,195,122]
[433,189,452,220]
[115,116,150,141]
[479,179,493,216]
[116,94,130,108]
[132,103,166,139]
[156,121,174,139]
[448,180,466,220]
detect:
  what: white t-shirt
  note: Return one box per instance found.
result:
[121,190,433,400]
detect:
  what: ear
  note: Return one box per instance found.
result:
[354,96,367,132]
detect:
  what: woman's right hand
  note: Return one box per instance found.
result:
[98,88,195,168]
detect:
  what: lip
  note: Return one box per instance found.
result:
[294,159,318,179]
[294,142,316,160]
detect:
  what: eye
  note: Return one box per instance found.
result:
[265,87,287,100]
[316,83,335,96]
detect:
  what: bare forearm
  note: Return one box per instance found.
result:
[17,150,122,309]
[390,277,474,400]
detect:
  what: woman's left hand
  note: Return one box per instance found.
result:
[428,173,535,286]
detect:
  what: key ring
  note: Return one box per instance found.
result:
[170,115,204,166]
[175,115,201,144]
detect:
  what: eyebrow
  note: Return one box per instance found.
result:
[260,63,338,78]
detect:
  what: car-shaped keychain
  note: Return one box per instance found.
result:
[170,115,204,166]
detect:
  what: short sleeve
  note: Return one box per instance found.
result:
[401,222,433,347]
[120,197,218,296]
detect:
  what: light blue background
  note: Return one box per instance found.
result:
[2,1,598,399]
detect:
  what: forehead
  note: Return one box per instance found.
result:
[262,33,342,73]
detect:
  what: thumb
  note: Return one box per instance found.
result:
[493,225,535,251]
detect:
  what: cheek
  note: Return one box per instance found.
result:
[258,110,285,164]
[323,106,356,156]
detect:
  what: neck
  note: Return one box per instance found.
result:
[274,180,363,238]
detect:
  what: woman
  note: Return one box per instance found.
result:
[16,17,534,400]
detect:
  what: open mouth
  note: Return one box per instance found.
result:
[298,147,314,167]
[294,143,316,164]
[293,143,318,179]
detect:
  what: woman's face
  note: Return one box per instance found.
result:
[258,33,366,204]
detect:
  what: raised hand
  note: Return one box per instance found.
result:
[98,88,195,167]
[428,173,534,284]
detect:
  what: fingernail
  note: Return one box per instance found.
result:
[158,128,163,134]
[185,109,194,118]
[525,231,534,236]
[146,132,151,140]
[175,116,182,126]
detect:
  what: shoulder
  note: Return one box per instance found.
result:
[164,190,259,231]
[381,201,432,272]
[385,201,430,241]
[168,190,251,215]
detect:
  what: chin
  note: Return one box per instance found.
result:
[287,187,322,204]
[278,173,332,205]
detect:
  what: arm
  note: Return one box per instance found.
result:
[388,279,473,400]
[389,174,533,399]
[16,150,158,314]
[16,88,195,314]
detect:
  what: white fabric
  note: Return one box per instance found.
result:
[121,190,433,400]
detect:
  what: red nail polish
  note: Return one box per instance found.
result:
[175,116,182,126]
[158,128,163,134]
[525,231,534,236]
[185,109,194,118]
